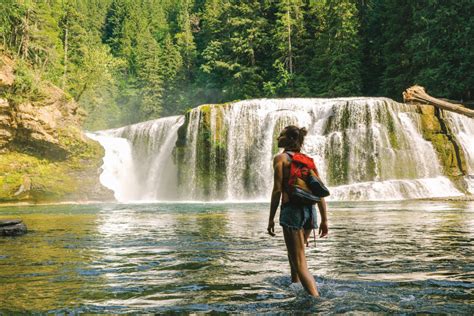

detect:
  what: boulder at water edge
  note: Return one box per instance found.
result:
[0,219,27,236]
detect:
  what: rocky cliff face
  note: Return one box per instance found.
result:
[0,57,14,149]
[418,104,468,190]
[0,54,113,203]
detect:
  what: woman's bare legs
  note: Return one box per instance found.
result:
[284,233,300,283]
[285,229,313,283]
[283,227,319,296]
[304,228,312,247]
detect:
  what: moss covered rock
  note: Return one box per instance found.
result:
[174,103,229,199]
[0,127,112,203]
[418,104,468,192]
[0,53,113,203]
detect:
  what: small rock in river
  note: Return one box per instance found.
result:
[0,219,27,236]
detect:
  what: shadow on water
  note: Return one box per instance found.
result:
[0,201,473,313]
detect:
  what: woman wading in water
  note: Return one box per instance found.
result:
[267,125,328,297]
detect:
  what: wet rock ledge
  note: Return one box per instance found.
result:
[0,219,27,236]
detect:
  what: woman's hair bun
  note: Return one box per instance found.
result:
[299,127,308,137]
[282,125,307,149]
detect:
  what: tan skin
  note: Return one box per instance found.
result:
[267,129,329,297]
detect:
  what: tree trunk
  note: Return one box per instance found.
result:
[403,85,474,118]
[76,82,88,102]
[62,23,68,89]
[21,8,30,60]
[287,4,293,75]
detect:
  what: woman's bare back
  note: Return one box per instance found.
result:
[278,152,291,204]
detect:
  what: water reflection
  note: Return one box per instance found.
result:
[0,201,473,313]
[0,208,101,312]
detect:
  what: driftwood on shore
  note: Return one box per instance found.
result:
[403,85,474,118]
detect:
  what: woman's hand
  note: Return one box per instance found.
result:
[267,219,275,236]
[319,220,328,238]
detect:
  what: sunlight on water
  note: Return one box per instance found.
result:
[0,201,473,313]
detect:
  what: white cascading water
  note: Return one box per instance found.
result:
[444,112,474,194]
[88,98,468,202]
[86,132,140,201]
[87,116,184,202]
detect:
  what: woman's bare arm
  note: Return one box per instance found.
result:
[317,198,328,237]
[268,154,284,236]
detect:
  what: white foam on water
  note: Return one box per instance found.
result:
[329,176,463,201]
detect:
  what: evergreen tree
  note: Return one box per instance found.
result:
[135,31,165,118]
[11,1,64,81]
[65,0,123,128]
[161,0,197,115]
[266,0,306,96]
[77,44,123,123]
[409,0,474,101]
[198,0,269,101]
[174,0,197,72]
[0,0,27,50]
[59,3,88,90]
[1,0,472,129]
[313,0,362,97]
[358,0,383,96]
[193,0,228,102]
[376,0,415,100]
[103,0,130,57]
[305,0,329,96]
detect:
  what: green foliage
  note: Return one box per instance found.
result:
[135,32,165,118]
[263,59,292,97]
[1,0,472,129]
[408,1,474,101]
[269,0,306,95]
[197,0,269,101]
[10,60,45,103]
[311,0,362,97]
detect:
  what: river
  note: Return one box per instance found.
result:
[0,201,473,313]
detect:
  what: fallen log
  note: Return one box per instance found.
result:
[403,85,474,118]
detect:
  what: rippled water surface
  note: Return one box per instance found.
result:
[0,201,473,313]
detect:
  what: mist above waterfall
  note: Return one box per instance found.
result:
[89,98,472,202]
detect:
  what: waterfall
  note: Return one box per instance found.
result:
[89,98,468,202]
[88,116,184,202]
[444,112,474,193]
[86,132,138,201]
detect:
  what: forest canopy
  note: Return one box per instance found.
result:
[1,0,473,130]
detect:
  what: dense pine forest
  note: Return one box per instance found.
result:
[1,0,473,130]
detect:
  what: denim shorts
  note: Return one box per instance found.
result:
[280,202,318,230]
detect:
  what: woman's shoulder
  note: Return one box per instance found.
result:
[273,152,291,164]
